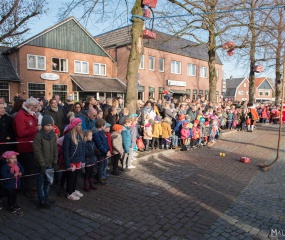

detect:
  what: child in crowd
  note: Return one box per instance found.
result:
[83,130,98,192]
[1,151,24,213]
[199,117,206,146]
[191,120,200,149]
[204,121,210,145]
[174,114,186,138]
[104,123,112,178]
[121,118,133,169]
[129,114,140,162]
[111,124,124,175]
[33,115,58,208]
[181,122,190,151]
[152,116,162,149]
[161,117,172,149]
[119,108,129,125]
[232,110,238,130]
[227,109,233,130]
[143,123,153,151]
[97,110,103,119]
[92,119,111,185]
[63,118,85,200]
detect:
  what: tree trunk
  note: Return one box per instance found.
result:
[208,16,217,103]
[125,0,144,114]
[275,29,282,105]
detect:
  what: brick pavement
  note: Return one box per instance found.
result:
[0,124,284,239]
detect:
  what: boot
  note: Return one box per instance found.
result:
[250,125,254,132]
[84,179,90,192]
[89,178,97,190]
[247,125,251,132]
[122,154,128,169]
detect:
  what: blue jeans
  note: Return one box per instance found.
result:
[171,135,178,147]
[36,167,51,203]
[145,139,150,150]
[98,157,108,179]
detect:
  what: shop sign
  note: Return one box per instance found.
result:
[41,73,59,81]
[167,80,186,87]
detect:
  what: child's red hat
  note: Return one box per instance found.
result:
[53,125,60,135]
[194,120,199,125]
[183,122,188,127]
[178,114,185,121]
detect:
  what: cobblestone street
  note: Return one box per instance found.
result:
[0,124,284,240]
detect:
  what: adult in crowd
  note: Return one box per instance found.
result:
[104,106,118,129]
[44,99,66,136]
[78,108,97,131]
[84,96,97,111]
[0,103,14,154]
[136,100,145,136]
[13,98,41,197]
[71,102,83,117]
[13,93,23,102]
[117,96,124,110]
[144,100,156,124]
[187,105,198,123]
[102,98,113,115]
[9,99,25,118]
[0,97,11,114]
[63,99,74,118]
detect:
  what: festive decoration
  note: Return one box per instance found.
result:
[142,29,156,39]
[143,9,151,18]
[240,157,250,164]
[222,41,236,50]
[227,49,234,56]
[142,0,158,8]
[253,65,264,73]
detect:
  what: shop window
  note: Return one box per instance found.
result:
[187,64,196,76]
[139,55,144,69]
[149,87,155,99]
[52,84,68,100]
[205,90,209,100]
[138,92,144,101]
[28,83,45,99]
[52,58,68,72]
[94,63,106,76]
[149,56,155,71]
[192,89,197,100]
[200,66,208,78]
[159,58,164,72]
[74,60,89,74]
[27,54,46,70]
[0,83,9,101]
[199,90,203,97]
[171,61,181,74]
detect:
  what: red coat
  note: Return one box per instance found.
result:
[191,126,200,140]
[105,132,112,154]
[13,108,38,153]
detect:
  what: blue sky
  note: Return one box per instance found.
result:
[24,0,275,80]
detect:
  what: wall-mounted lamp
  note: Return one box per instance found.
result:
[23,91,26,95]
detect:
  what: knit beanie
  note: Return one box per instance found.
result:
[42,115,54,126]
[113,124,123,132]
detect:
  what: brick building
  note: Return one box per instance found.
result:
[96,26,223,102]
[254,77,275,102]
[1,17,126,103]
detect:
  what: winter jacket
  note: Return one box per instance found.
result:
[0,113,14,154]
[161,121,172,138]
[105,132,112,154]
[152,122,162,138]
[187,109,197,122]
[33,132,58,168]
[143,126,153,140]
[130,124,140,147]
[119,113,129,125]
[78,113,96,131]
[85,140,98,165]
[121,126,131,153]
[63,132,85,169]
[111,132,123,155]
[192,126,201,140]
[105,114,117,129]
[1,162,24,189]
[174,120,188,137]
[181,128,190,140]
[227,113,233,121]
[13,108,38,153]
[44,108,66,136]
[92,129,110,157]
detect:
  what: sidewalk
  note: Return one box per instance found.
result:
[0,124,284,239]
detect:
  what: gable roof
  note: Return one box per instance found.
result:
[5,17,114,61]
[0,47,20,82]
[224,77,248,97]
[255,77,274,90]
[95,25,222,65]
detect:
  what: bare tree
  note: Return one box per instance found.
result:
[0,0,47,45]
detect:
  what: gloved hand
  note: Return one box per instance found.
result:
[53,164,59,172]
[40,166,46,174]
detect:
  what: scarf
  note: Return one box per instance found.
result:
[144,106,152,114]
[8,163,20,188]
[51,107,58,112]
[39,128,55,140]
[22,105,35,115]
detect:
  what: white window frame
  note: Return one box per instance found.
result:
[246,91,249,95]
[238,91,244,95]
[27,54,46,70]
[244,83,247,87]
[93,63,106,76]
[51,57,68,72]
[0,83,10,101]
[149,56,155,71]
[74,60,89,74]
[216,69,219,77]
[187,64,196,76]
[27,82,46,98]
[139,55,145,69]
[171,61,181,74]
[264,90,270,96]
[159,58,165,72]
[200,66,208,78]
[259,91,264,96]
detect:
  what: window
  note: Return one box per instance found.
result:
[244,83,247,87]
[246,91,249,95]
[192,89,197,100]
[216,69,219,77]
[159,58,164,72]
[200,67,208,78]
[199,90,203,96]
[171,61,181,74]
[149,56,155,71]
[28,83,45,98]
[259,91,263,96]
[52,58,68,72]
[53,85,68,100]
[27,54,46,70]
[94,63,106,76]
[74,60,89,74]
[238,91,244,95]
[187,64,196,76]
[139,55,144,69]
[265,91,270,96]
[0,83,9,101]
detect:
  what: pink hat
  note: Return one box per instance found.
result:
[63,118,82,135]
[2,151,19,159]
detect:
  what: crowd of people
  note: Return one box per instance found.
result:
[0,93,282,213]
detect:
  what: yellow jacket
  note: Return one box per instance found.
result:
[152,122,162,138]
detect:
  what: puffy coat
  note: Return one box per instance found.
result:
[63,132,85,169]
[85,140,98,165]
[143,126,153,140]
[174,120,188,137]
[78,113,96,131]
[92,129,110,157]
[1,162,24,189]
[192,126,201,140]
[13,108,38,153]
[105,132,112,154]
[181,128,190,140]
[161,121,172,138]
[44,108,66,136]
[130,124,140,147]
[121,126,131,153]
[105,114,117,129]
[152,122,162,138]
[111,132,123,155]
[33,131,58,168]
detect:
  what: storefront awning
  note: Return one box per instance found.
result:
[70,75,126,93]
[170,90,190,95]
